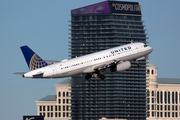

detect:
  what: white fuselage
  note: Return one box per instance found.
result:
[23,42,153,78]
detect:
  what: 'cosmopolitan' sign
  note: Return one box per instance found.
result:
[109,1,141,15]
[112,3,141,12]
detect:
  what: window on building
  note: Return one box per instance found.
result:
[147,69,150,74]
[66,92,69,97]
[172,105,174,111]
[147,105,150,110]
[152,111,154,117]
[43,106,45,111]
[43,113,45,117]
[157,112,159,117]
[168,105,170,110]
[172,112,174,117]
[63,99,65,104]
[160,112,163,117]
[63,112,65,117]
[55,112,57,117]
[63,92,65,97]
[40,113,42,116]
[147,98,150,104]
[165,112,167,117]
[168,91,170,104]
[168,112,170,117]
[152,98,154,103]
[58,92,61,97]
[51,106,53,111]
[51,113,53,117]
[47,106,49,111]
[59,112,61,117]
[175,92,178,104]
[47,113,50,117]
[55,106,57,111]
[165,105,167,110]
[157,91,159,103]
[67,112,69,117]
[157,105,159,110]
[172,92,174,104]
[165,91,167,104]
[175,112,178,117]
[147,111,150,117]
[59,106,61,111]
[66,99,69,104]
[67,106,69,111]
[63,106,65,111]
[152,91,154,96]
[147,90,149,97]
[161,105,163,110]
[161,91,163,103]
[39,106,42,111]
[59,99,61,104]
[152,105,154,110]
[152,70,154,75]
[176,105,178,111]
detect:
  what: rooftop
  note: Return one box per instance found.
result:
[39,95,56,101]
[157,78,180,84]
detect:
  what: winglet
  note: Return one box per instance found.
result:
[20,46,49,71]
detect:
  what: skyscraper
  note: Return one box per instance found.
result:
[70,1,148,120]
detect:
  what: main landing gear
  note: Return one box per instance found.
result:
[85,71,106,80]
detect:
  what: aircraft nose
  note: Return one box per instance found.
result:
[149,46,153,53]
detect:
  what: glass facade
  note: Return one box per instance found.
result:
[70,2,147,120]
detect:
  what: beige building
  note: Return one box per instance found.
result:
[35,80,71,120]
[146,62,180,120]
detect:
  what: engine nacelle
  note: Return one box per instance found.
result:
[110,61,131,72]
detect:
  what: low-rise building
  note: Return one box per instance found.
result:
[146,62,180,120]
[35,80,71,120]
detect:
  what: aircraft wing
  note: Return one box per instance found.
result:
[94,59,121,71]
[94,64,107,71]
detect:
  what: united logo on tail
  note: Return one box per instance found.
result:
[20,46,49,71]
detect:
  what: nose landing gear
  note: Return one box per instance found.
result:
[135,60,141,67]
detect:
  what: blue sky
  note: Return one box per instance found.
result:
[1,0,180,120]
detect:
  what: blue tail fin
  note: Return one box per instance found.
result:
[20,46,49,71]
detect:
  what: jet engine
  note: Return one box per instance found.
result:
[110,61,131,72]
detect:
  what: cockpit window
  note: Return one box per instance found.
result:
[144,45,147,47]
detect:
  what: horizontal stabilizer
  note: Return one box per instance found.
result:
[13,72,26,75]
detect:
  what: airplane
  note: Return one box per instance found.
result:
[14,42,153,80]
